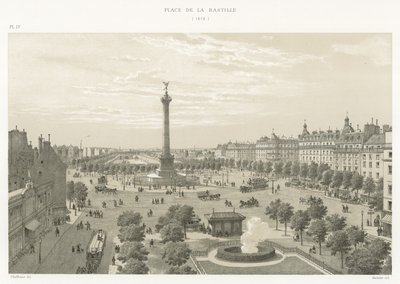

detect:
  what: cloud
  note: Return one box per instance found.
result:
[111,55,151,62]
[131,34,325,69]
[332,36,391,66]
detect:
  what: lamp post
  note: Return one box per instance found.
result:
[361,210,364,230]
[38,236,42,264]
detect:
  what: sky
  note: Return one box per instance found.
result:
[8,34,391,149]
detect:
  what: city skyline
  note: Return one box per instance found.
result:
[9,34,391,148]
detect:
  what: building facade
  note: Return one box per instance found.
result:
[382,130,392,237]
[8,128,68,265]
[298,122,338,168]
[255,133,298,163]
[204,210,246,237]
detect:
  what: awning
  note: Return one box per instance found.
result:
[382,214,392,225]
[25,219,41,231]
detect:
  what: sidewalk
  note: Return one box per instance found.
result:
[10,203,83,274]
[9,223,72,273]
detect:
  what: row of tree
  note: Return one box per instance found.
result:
[265,198,391,273]
[66,181,88,209]
[116,211,149,274]
[116,208,197,274]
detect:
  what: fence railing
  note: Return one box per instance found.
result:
[189,255,207,274]
[191,239,343,275]
[265,240,342,275]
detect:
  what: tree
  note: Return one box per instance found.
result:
[162,242,191,266]
[290,210,311,245]
[265,199,282,230]
[321,170,333,187]
[307,200,327,220]
[274,161,284,176]
[351,172,363,195]
[176,205,195,239]
[370,178,384,210]
[166,265,197,274]
[283,161,292,178]
[117,211,143,227]
[118,225,145,242]
[363,177,376,201]
[117,241,149,262]
[346,225,366,249]
[66,181,75,208]
[308,219,328,255]
[326,230,352,269]
[73,182,88,206]
[265,161,273,174]
[160,222,184,242]
[300,163,308,179]
[257,161,264,173]
[308,162,318,181]
[331,171,343,188]
[291,161,300,177]
[367,239,391,261]
[119,258,149,274]
[325,213,347,231]
[342,171,353,197]
[381,256,392,274]
[317,164,330,181]
[346,248,382,274]
[278,202,294,236]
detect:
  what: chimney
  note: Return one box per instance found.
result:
[371,117,374,124]
[357,124,359,130]
[48,134,51,144]
[38,134,43,153]
[212,208,214,213]
[15,125,17,130]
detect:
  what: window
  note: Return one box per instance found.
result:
[389,151,392,159]
[369,154,372,159]
[363,154,366,160]
[369,162,372,168]
[376,162,380,168]
[363,171,366,177]
[389,165,392,175]
[376,173,379,179]
[388,184,392,195]
[388,201,392,211]
[376,155,380,160]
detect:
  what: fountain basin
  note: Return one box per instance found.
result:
[216,245,275,263]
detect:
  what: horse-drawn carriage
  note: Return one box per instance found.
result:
[197,191,221,201]
[85,229,106,273]
[239,197,259,208]
[240,178,268,193]
[95,185,117,195]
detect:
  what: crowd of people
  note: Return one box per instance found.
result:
[151,197,164,205]
[89,209,104,218]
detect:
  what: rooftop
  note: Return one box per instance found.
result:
[205,211,246,221]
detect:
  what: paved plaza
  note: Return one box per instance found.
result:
[10,167,388,274]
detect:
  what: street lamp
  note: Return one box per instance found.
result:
[38,232,44,264]
[361,210,364,230]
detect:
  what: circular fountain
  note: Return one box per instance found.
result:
[216,244,275,262]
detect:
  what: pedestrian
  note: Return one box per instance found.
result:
[55,226,60,237]
[150,239,154,248]
[112,256,116,265]
[72,246,75,253]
